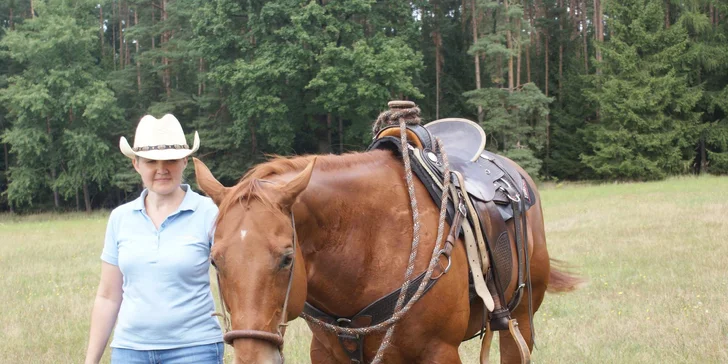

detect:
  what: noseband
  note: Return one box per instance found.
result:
[212,212,298,352]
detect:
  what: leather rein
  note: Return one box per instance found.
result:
[212,211,298,352]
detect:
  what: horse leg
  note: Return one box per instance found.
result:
[309,332,342,364]
[416,342,463,364]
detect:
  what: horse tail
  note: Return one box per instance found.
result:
[547,259,585,293]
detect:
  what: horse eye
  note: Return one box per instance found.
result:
[280,253,294,269]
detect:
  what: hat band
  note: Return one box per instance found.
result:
[133,144,189,152]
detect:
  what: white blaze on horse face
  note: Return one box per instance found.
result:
[240,230,248,241]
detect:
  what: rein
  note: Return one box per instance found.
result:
[212,212,298,355]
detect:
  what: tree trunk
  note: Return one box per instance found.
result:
[527,3,532,83]
[99,6,104,56]
[526,44,531,84]
[326,113,332,153]
[544,31,549,97]
[535,0,542,55]
[119,0,124,70]
[83,180,91,212]
[433,0,442,119]
[594,0,603,69]
[151,1,156,67]
[471,0,483,122]
[570,0,578,37]
[559,0,563,97]
[700,135,707,174]
[112,0,117,70]
[545,26,550,176]
[433,26,442,118]
[76,190,80,211]
[338,116,344,154]
[3,143,8,183]
[582,0,589,72]
[3,115,10,212]
[30,0,34,18]
[162,0,171,97]
[49,168,59,208]
[9,6,13,29]
[135,8,141,93]
[461,0,466,37]
[198,58,205,96]
[665,0,670,29]
[505,0,514,93]
[516,17,522,89]
[45,116,59,208]
[126,2,131,67]
[595,0,603,121]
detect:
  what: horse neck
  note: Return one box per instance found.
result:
[293,151,416,314]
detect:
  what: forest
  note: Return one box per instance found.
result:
[1,0,727,212]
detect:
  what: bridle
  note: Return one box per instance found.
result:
[212,211,298,353]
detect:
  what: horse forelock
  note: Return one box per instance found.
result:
[215,151,390,226]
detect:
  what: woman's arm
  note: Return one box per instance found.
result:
[84,262,123,364]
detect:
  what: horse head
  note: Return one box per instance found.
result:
[194,157,313,364]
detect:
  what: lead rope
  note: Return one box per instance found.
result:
[278,212,298,338]
[213,272,232,333]
[370,118,452,364]
[300,113,454,364]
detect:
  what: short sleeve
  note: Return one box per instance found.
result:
[100,210,119,266]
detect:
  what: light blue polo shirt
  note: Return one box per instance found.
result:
[101,185,222,350]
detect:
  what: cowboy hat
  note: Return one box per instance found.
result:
[119,114,200,160]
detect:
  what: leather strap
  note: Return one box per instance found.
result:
[508,319,532,364]
[303,268,441,363]
[450,173,493,312]
[509,197,525,312]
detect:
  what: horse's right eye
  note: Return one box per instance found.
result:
[279,253,294,269]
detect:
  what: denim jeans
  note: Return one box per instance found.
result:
[111,342,224,364]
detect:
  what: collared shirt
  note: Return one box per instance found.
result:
[101,185,222,350]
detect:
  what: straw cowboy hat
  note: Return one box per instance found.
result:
[119,114,200,160]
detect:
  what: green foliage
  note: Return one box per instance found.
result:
[582,0,702,180]
[0,0,727,211]
[466,83,552,164]
[0,0,122,209]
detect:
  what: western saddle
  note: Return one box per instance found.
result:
[303,101,535,363]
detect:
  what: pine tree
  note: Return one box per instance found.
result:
[583,0,702,180]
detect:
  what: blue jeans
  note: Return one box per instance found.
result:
[111,342,224,364]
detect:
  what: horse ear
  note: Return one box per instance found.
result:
[193,157,228,205]
[278,157,316,209]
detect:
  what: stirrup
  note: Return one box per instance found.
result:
[508,319,531,364]
[480,322,494,364]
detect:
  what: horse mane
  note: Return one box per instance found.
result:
[215,151,389,224]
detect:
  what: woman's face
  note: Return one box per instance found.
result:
[133,157,188,196]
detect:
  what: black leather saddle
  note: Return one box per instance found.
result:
[371,119,535,219]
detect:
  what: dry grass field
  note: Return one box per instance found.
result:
[1,175,726,363]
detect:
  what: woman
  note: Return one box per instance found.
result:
[85,114,223,364]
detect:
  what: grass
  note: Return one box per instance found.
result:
[1,176,727,363]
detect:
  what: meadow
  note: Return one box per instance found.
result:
[1,176,726,363]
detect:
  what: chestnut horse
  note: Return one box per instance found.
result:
[194,150,579,364]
